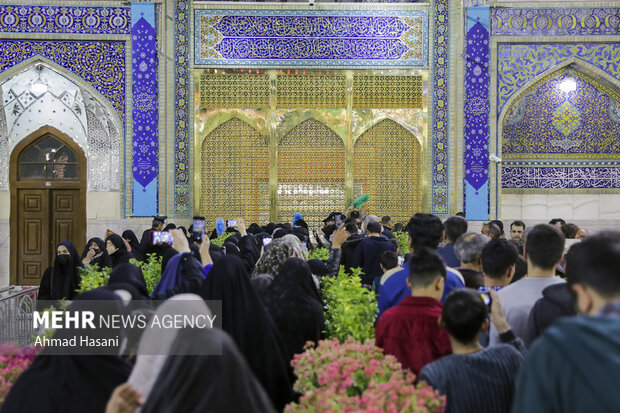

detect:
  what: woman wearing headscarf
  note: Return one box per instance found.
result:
[127,294,211,405]
[81,237,112,269]
[198,255,294,411]
[106,234,135,268]
[107,263,149,300]
[1,289,132,413]
[38,241,83,303]
[251,238,299,279]
[261,258,325,360]
[122,230,145,262]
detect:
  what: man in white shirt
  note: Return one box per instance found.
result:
[488,224,565,346]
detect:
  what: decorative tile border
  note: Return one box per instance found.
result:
[0,5,131,35]
[132,2,157,216]
[491,8,620,37]
[464,7,490,220]
[194,9,429,67]
[502,166,620,189]
[174,0,191,214]
[431,0,449,214]
[0,40,126,123]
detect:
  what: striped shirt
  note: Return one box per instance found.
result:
[419,332,526,413]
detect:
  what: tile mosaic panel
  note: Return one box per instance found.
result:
[195,9,428,66]
[491,8,620,37]
[502,68,620,159]
[502,166,620,189]
[174,0,191,214]
[0,40,126,123]
[497,43,620,114]
[432,0,449,214]
[0,5,131,35]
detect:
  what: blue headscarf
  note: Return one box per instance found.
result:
[150,253,205,298]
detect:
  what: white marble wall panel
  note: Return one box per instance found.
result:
[520,194,548,220]
[600,194,620,220]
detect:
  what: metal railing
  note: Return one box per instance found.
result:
[0,286,39,347]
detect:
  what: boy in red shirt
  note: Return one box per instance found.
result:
[375,248,451,375]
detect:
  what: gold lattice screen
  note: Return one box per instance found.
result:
[200,118,270,226]
[277,118,346,225]
[353,119,422,223]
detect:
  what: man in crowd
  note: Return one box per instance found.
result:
[454,233,489,289]
[378,213,465,319]
[381,215,395,240]
[509,220,525,241]
[488,224,565,346]
[352,220,396,288]
[374,250,400,293]
[437,216,468,268]
[375,249,451,375]
[548,218,565,229]
[420,289,526,413]
[479,239,518,293]
[513,232,620,412]
[139,215,167,257]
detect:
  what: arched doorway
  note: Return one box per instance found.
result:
[10,126,86,285]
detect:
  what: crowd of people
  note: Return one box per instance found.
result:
[3,209,619,412]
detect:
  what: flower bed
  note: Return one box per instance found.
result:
[0,345,40,405]
[286,338,445,412]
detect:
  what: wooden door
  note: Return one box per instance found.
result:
[10,126,86,286]
[17,189,50,285]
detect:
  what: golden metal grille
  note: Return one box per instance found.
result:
[277,118,346,226]
[353,119,422,223]
[200,74,270,109]
[353,75,423,108]
[276,75,347,108]
[200,118,270,226]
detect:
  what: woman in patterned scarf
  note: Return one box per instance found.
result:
[251,236,303,279]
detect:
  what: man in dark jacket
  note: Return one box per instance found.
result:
[513,232,620,413]
[340,222,364,271]
[351,221,396,286]
[139,215,167,257]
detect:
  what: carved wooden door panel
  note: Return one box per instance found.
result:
[17,189,50,286]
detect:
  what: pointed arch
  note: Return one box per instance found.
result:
[199,112,269,144]
[277,117,346,225]
[199,117,270,225]
[499,57,620,141]
[352,115,424,147]
[0,57,123,137]
[275,112,346,144]
[353,119,423,222]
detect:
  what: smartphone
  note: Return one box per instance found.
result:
[480,292,492,309]
[152,231,173,245]
[192,216,205,243]
[262,237,273,247]
[334,214,343,227]
[227,219,237,228]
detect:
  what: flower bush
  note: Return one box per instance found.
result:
[393,231,410,255]
[0,345,40,405]
[130,253,161,294]
[307,247,330,261]
[76,264,111,293]
[286,338,445,412]
[322,267,376,343]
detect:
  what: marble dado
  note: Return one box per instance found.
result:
[501,193,620,222]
